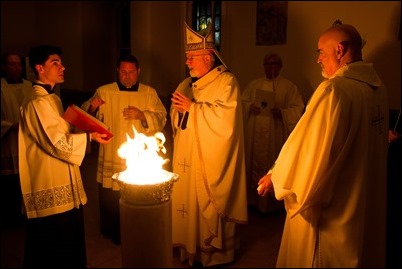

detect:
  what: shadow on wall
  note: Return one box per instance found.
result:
[367,40,401,109]
[60,88,94,110]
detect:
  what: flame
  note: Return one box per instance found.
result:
[114,126,171,185]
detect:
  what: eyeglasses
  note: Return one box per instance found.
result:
[186,54,210,61]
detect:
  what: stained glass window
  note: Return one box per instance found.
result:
[191,1,221,51]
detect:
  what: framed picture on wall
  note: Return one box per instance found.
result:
[256,1,288,46]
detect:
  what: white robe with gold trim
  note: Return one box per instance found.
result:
[170,65,248,267]
[270,62,388,267]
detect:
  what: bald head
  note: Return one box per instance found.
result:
[320,22,363,61]
[317,21,364,78]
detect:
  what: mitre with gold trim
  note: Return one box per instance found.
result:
[184,21,227,68]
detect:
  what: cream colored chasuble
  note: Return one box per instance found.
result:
[270,62,388,267]
[170,65,248,265]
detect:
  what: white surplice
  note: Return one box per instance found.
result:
[19,83,88,219]
[242,75,304,212]
[81,82,167,190]
[170,65,248,267]
[270,62,388,267]
[1,77,32,175]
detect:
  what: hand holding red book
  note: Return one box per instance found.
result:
[63,104,113,139]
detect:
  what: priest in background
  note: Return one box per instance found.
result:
[81,54,167,245]
[1,52,32,227]
[242,52,304,213]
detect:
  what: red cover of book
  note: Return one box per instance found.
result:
[63,104,113,139]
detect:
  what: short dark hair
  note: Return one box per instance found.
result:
[118,54,139,69]
[28,45,63,77]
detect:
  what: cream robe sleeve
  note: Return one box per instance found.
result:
[19,92,88,218]
[278,80,305,134]
[187,72,248,222]
[137,84,167,134]
[170,77,192,138]
[26,97,87,165]
[270,81,343,218]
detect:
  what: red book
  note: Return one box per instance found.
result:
[63,104,113,139]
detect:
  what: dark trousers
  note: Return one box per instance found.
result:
[0,173,24,228]
[23,207,86,268]
[98,183,121,244]
[386,138,402,267]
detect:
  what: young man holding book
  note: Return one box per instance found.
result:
[18,45,110,267]
[81,53,167,245]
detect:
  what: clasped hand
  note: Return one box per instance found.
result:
[89,97,105,114]
[250,103,282,118]
[257,173,273,197]
[171,91,192,113]
[249,103,261,115]
[270,108,282,119]
[389,130,401,143]
[123,106,145,120]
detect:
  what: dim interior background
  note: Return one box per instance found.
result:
[1,1,400,111]
[1,1,401,267]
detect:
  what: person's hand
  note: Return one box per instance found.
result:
[171,91,192,113]
[270,107,282,119]
[89,132,111,144]
[123,106,145,120]
[249,102,261,115]
[257,173,273,196]
[389,130,401,143]
[89,98,105,114]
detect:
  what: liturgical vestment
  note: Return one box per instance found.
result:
[270,62,388,267]
[1,77,32,175]
[242,75,304,212]
[170,65,248,267]
[19,84,88,219]
[81,82,167,190]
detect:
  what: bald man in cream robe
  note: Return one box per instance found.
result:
[262,62,388,267]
